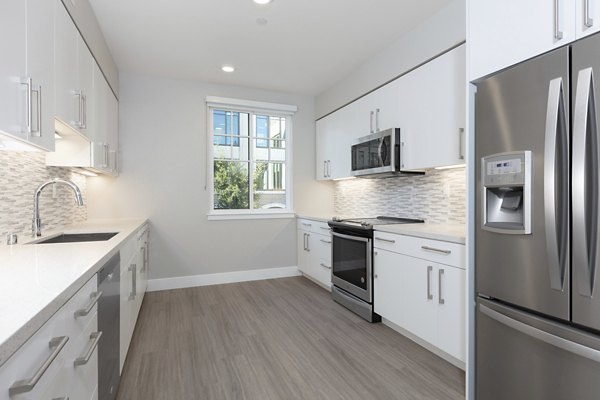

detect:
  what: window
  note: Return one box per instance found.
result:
[207,97,296,217]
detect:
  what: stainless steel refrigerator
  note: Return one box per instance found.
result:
[475,33,600,399]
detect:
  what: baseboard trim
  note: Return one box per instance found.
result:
[382,318,466,371]
[147,266,301,292]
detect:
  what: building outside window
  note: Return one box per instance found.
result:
[207,97,296,217]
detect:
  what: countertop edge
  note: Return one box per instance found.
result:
[374,225,466,245]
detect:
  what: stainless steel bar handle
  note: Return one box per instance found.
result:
[438,269,445,304]
[145,241,149,272]
[319,226,330,231]
[421,245,451,255]
[572,67,599,297]
[544,77,569,291]
[141,246,147,272]
[320,262,332,270]
[52,397,70,400]
[21,77,32,134]
[301,222,312,227]
[426,266,433,300]
[80,94,87,129]
[555,0,564,39]
[480,303,600,362]
[458,128,465,160]
[585,0,594,27]
[375,237,395,244]
[306,233,310,252]
[303,233,307,251]
[370,111,374,133]
[74,331,102,367]
[74,291,103,318]
[75,90,83,128]
[323,160,327,178]
[401,141,405,168]
[31,85,42,136]
[319,239,331,244]
[9,336,69,396]
[128,264,137,300]
[375,108,380,132]
[104,144,110,168]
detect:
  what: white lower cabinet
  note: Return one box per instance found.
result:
[0,275,100,400]
[297,218,332,288]
[374,237,465,363]
[120,224,150,372]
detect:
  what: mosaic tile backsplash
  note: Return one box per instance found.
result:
[0,151,87,239]
[334,167,466,224]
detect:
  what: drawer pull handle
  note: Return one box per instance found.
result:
[52,397,70,400]
[426,266,433,300]
[74,331,102,367]
[129,264,137,300]
[320,239,332,244]
[421,245,451,255]
[319,226,331,231]
[375,237,396,244]
[9,336,69,396]
[301,223,312,227]
[320,263,332,270]
[74,291,103,318]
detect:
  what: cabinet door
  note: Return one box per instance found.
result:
[78,36,94,139]
[576,0,600,38]
[297,229,310,274]
[119,253,134,373]
[468,0,575,81]
[401,45,466,170]
[365,79,401,132]
[436,265,466,362]
[312,232,332,287]
[54,1,79,131]
[0,0,26,140]
[373,249,404,324]
[107,89,119,175]
[398,254,438,345]
[92,64,111,171]
[26,0,55,151]
[315,117,331,180]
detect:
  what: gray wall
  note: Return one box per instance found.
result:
[315,0,465,119]
[86,73,334,280]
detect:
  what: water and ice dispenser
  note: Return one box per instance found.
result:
[481,151,532,234]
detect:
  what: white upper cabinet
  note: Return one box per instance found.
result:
[92,64,118,175]
[0,0,55,151]
[399,45,466,170]
[315,104,355,180]
[576,0,600,38]
[468,0,577,81]
[55,1,95,140]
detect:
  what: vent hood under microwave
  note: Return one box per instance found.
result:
[351,128,424,178]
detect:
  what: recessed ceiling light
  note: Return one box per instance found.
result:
[253,0,273,4]
[221,65,235,73]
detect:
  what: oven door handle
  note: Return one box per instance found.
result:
[331,231,371,243]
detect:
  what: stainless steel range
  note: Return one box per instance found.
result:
[328,216,424,322]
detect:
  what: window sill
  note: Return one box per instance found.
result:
[207,212,296,221]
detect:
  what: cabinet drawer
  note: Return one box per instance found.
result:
[63,274,99,336]
[0,310,67,400]
[297,219,331,235]
[69,313,100,400]
[374,232,465,268]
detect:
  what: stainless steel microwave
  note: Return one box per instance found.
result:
[351,128,422,178]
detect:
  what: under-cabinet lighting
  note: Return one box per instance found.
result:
[434,164,466,170]
[0,132,44,152]
[72,168,98,177]
[54,132,62,139]
[253,0,273,4]
[333,176,357,181]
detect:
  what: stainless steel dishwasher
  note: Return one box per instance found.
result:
[98,252,121,400]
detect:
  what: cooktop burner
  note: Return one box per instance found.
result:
[329,216,424,230]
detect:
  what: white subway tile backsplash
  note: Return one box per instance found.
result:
[0,152,87,239]
[334,168,466,224]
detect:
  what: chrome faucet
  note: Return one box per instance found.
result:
[33,178,84,237]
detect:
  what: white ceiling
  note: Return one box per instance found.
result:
[89,0,452,96]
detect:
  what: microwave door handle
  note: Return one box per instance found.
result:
[544,77,569,291]
[573,67,599,297]
[377,139,384,167]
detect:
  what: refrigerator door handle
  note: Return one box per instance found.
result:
[573,67,599,297]
[544,77,569,291]
[480,303,600,363]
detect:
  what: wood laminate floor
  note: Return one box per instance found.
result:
[117,277,465,400]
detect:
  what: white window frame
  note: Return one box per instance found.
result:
[206,96,297,220]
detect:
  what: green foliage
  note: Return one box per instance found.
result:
[213,161,269,209]
[213,161,249,209]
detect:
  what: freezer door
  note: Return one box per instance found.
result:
[475,46,570,320]
[572,33,600,331]
[476,298,600,400]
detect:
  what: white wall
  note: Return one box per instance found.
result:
[316,0,465,118]
[87,73,333,280]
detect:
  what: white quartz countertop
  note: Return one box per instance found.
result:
[375,223,466,244]
[296,214,334,223]
[0,218,147,367]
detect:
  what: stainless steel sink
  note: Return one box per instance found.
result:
[33,232,119,244]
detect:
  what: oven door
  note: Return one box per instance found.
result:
[331,231,372,302]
